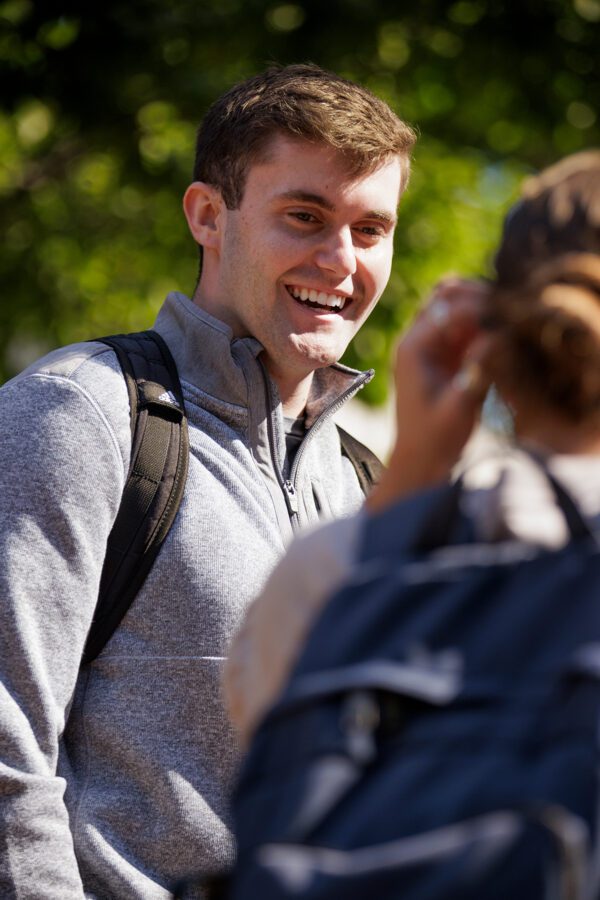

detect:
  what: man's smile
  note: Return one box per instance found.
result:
[286,284,350,312]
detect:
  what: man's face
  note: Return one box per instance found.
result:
[211,134,402,386]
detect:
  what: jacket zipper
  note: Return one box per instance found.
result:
[260,363,301,528]
[283,479,299,516]
[260,361,371,530]
[288,375,370,486]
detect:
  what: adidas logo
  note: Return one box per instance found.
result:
[158,390,179,406]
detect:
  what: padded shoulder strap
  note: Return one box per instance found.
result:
[82,330,189,665]
[336,424,384,495]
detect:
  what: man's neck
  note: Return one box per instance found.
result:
[266,364,313,418]
[279,375,313,418]
[191,281,314,417]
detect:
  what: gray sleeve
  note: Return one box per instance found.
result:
[0,372,126,898]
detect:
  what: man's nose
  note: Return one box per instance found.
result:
[314,227,357,277]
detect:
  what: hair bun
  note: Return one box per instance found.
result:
[490,253,600,422]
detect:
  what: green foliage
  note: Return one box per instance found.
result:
[1,0,598,402]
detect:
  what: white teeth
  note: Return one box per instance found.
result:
[289,286,347,311]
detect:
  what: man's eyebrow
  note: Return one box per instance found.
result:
[368,209,397,228]
[277,190,335,211]
[277,190,397,226]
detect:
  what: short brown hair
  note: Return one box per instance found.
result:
[193,63,417,209]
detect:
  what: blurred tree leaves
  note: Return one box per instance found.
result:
[1,0,598,402]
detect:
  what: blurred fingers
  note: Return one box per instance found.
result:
[451,334,495,409]
[452,362,490,401]
[427,298,451,326]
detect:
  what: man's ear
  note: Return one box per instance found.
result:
[183,182,225,249]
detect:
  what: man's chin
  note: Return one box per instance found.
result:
[289,335,348,370]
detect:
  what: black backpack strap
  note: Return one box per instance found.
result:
[82,330,189,665]
[336,424,384,495]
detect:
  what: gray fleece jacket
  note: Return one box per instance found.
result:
[0,292,369,899]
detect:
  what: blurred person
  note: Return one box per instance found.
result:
[0,64,416,898]
[222,253,600,900]
[225,148,600,746]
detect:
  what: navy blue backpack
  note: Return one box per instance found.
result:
[224,465,600,900]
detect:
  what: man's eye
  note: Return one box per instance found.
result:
[356,225,384,238]
[291,211,318,223]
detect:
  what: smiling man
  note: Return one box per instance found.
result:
[185,129,405,414]
[0,64,415,898]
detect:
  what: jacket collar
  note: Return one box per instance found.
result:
[153,291,373,416]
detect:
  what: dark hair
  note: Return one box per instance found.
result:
[489,254,600,422]
[193,63,417,209]
[494,150,600,286]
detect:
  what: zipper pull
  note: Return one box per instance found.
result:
[283,480,299,516]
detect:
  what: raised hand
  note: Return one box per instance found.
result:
[367,277,493,513]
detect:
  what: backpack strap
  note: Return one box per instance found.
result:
[410,455,597,557]
[336,424,384,495]
[82,330,189,665]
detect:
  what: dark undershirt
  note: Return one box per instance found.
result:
[283,415,306,480]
